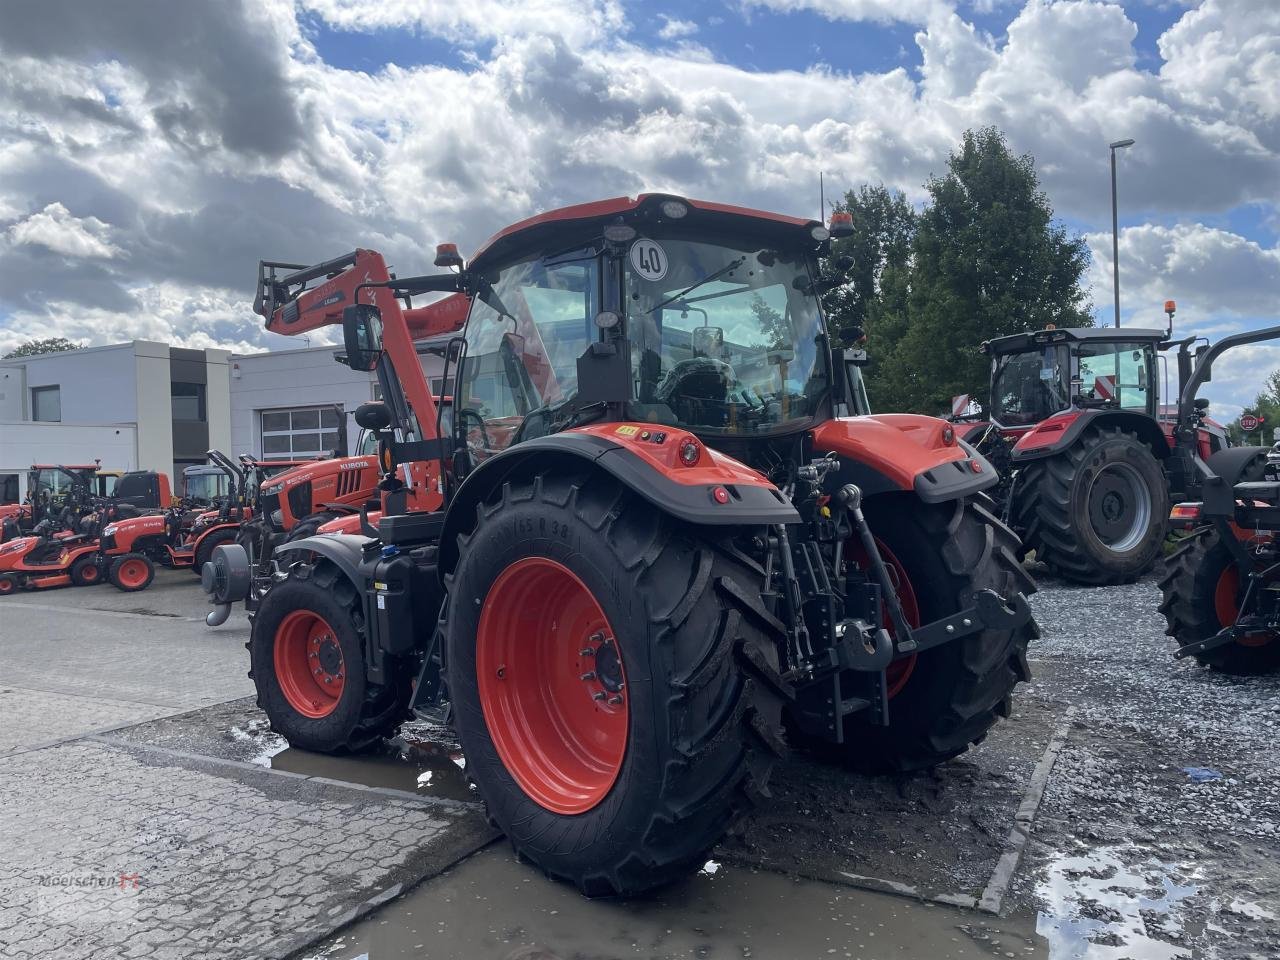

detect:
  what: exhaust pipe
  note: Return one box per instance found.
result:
[206,603,232,627]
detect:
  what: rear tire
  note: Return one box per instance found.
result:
[249,562,411,753]
[70,554,102,587]
[825,495,1036,773]
[0,573,19,596]
[1015,427,1167,584]
[109,553,154,592]
[445,472,787,897]
[1158,528,1280,675]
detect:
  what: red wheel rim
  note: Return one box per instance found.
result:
[1214,564,1271,648]
[274,610,346,718]
[81,563,100,584]
[116,558,149,589]
[0,578,14,594]
[849,539,921,699]
[476,557,627,815]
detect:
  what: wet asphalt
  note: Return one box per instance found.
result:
[1,561,1277,959]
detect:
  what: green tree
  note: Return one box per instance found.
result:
[3,337,84,359]
[821,186,916,409]
[822,184,916,347]
[882,127,1093,413]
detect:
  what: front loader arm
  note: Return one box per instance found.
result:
[253,249,471,509]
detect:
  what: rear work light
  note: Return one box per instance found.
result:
[1170,503,1202,523]
[659,200,688,219]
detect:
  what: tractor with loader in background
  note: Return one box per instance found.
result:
[953,301,1232,585]
[203,195,1037,896]
[232,308,468,581]
[1160,323,1280,675]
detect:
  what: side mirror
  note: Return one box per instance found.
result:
[1196,344,1212,383]
[354,401,392,432]
[342,304,384,372]
[691,326,725,357]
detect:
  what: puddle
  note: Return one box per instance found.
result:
[268,734,474,803]
[302,844,1046,960]
[1035,845,1199,959]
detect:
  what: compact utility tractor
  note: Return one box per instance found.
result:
[204,196,1037,896]
[1160,324,1280,675]
[98,451,256,591]
[954,303,1231,584]
[0,464,170,542]
[0,496,145,595]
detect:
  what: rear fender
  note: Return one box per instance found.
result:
[811,415,997,503]
[1010,409,1171,462]
[439,426,798,576]
[273,533,371,588]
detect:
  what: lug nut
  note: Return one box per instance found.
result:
[608,695,623,705]
[580,672,596,681]
[592,692,606,701]
[579,648,595,657]
[496,666,506,679]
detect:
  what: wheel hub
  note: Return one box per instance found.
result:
[312,635,344,680]
[1087,463,1152,551]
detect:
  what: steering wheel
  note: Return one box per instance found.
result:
[655,357,739,403]
[455,407,500,453]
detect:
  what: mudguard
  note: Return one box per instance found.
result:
[439,425,799,575]
[1010,408,1170,462]
[273,533,370,587]
[811,415,998,503]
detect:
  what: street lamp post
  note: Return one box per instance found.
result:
[1109,138,1135,327]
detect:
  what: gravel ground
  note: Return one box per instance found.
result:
[1009,566,1280,959]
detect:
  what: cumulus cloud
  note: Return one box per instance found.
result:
[1087,223,1280,324]
[658,16,700,40]
[0,0,1274,400]
[8,203,123,259]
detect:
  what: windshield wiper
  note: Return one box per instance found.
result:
[648,256,747,314]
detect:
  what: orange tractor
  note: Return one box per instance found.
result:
[204,196,1036,895]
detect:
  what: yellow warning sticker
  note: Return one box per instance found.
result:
[615,425,640,436]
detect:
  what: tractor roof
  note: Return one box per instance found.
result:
[468,194,822,272]
[984,326,1170,355]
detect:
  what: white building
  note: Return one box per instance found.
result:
[229,343,449,463]
[0,338,450,503]
[0,342,231,501]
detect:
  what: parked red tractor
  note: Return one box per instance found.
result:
[1159,324,1280,674]
[204,196,1037,895]
[98,451,256,591]
[0,464,171,542]
[954,303,1232,584]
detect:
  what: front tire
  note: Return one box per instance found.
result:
[109,553,154,592]
[828,495,1035,773]
[1015,427,1168,584]
[249,563,411,752]
[1158,528,1280,675]
[193,528,237,578]
[445,473,787,897]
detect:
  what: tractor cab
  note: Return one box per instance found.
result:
[984,327,1165,429]
[451,198,867,466]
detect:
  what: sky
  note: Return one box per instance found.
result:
[0,0,1276,418]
